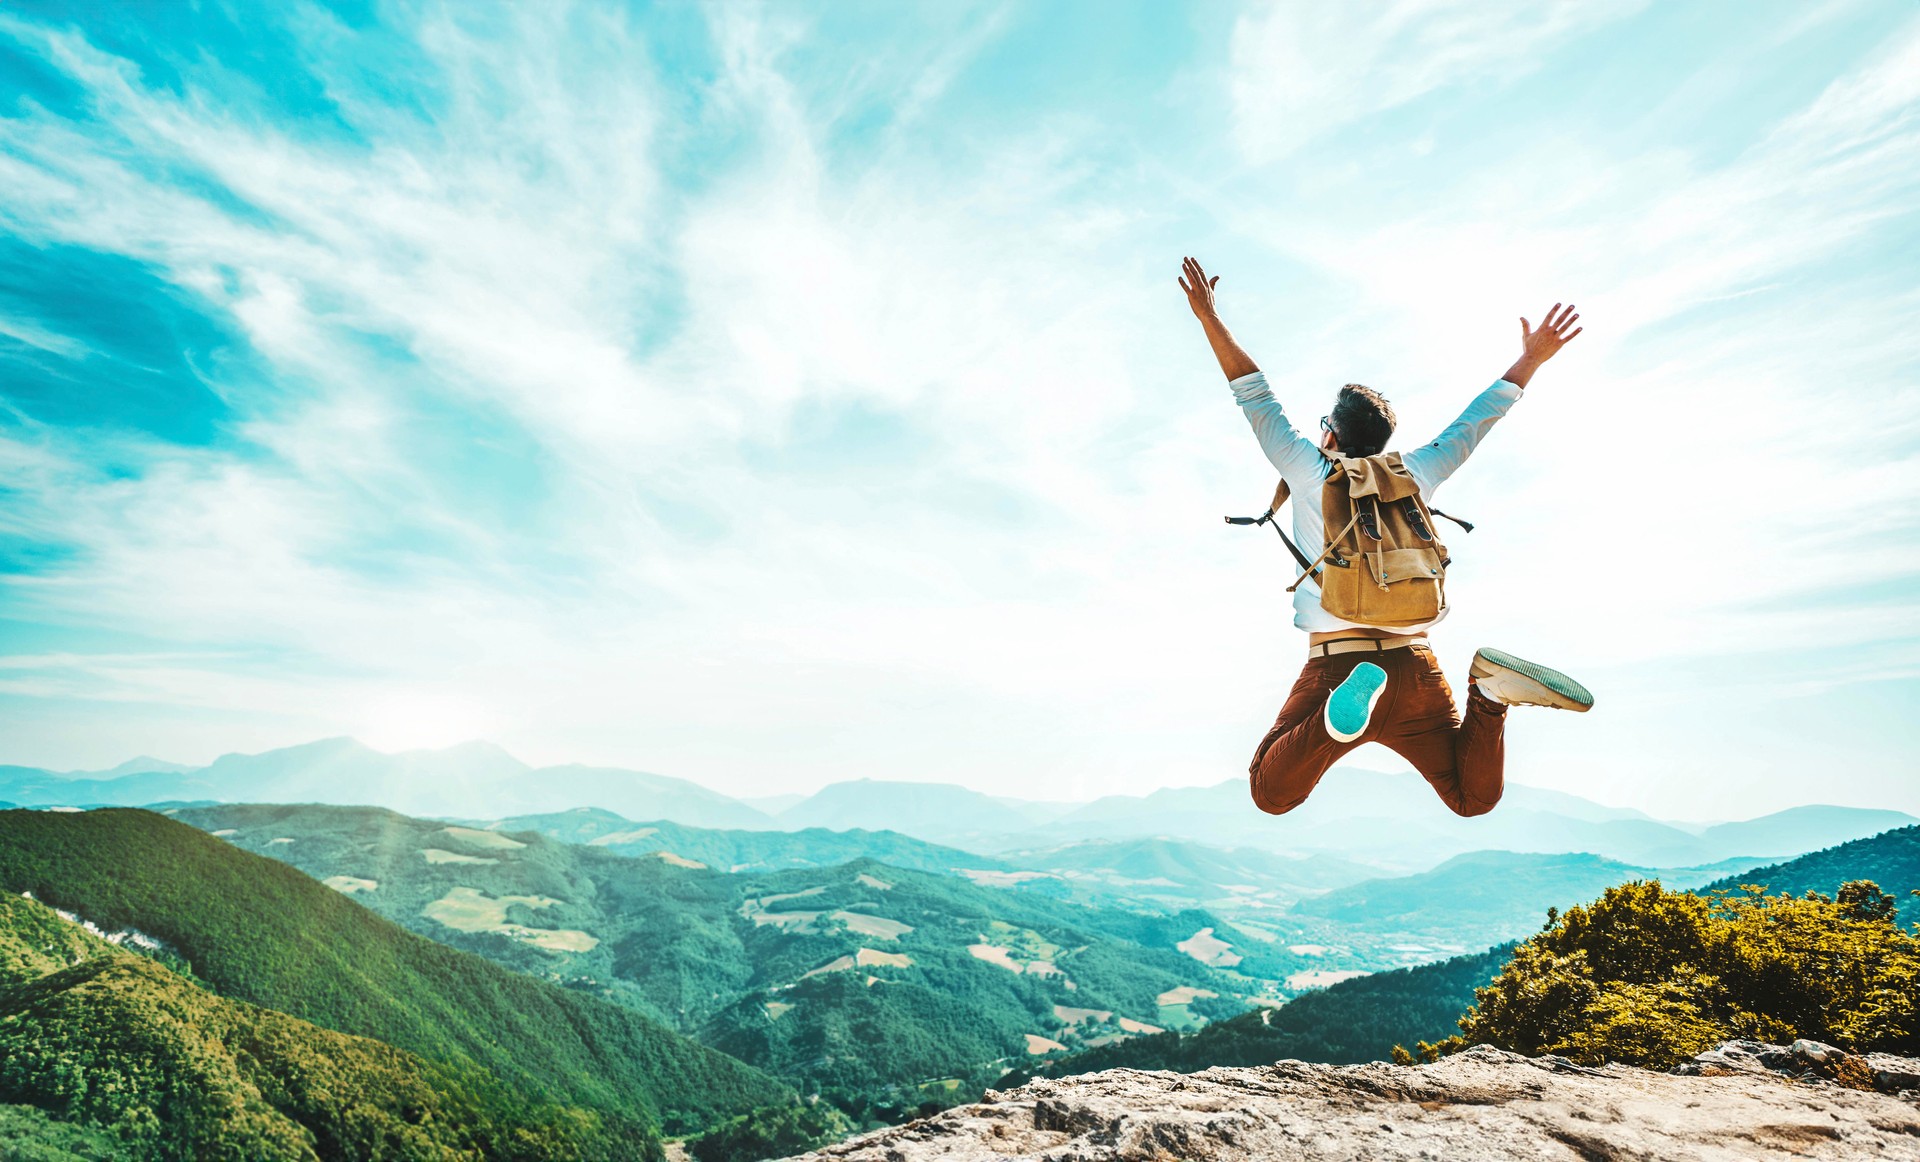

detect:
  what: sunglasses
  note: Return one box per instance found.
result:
[1320,416,1335,435]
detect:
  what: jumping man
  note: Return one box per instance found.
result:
[1179,256,1593,818]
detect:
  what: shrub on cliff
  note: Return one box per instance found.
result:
[1434,879,1920,1069]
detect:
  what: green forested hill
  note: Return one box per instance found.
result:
[172,803,1309,1108]
[1002,943,1513,1084]
[482,808,1003,875]
[0,1103,122,1161]
[1701,825,1920,923]
[0,891,633,1161]
[0,809,788,1138]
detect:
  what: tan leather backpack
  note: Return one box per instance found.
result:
[1229,453,1470,629]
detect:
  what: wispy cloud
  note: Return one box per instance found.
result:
[1227,0,1645,162]
[0,2,1914,818]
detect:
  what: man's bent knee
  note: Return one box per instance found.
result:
[1249,778,1308,816]
[1446,793,1501,818]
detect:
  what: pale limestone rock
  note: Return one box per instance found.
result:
[787,1044,1920,1161]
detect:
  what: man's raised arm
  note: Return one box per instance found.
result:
[1181,256,1259,381]
[1404,302,1584,494]
[1181,257,1322,481]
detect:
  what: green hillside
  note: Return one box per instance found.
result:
[1701,825,1920,923]
[0,892,627,1161]
[1003,943,1513,1084]
[0,1103,122,1161]
[172,803,1308,1110]
[484,808,1002,876]
[0,809,788,1138]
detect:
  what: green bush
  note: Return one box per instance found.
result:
[1446,879,1920,1068]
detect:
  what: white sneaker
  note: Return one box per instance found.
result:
[1469,648,1593,712]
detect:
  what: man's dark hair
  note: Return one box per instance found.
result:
[1329,383,1396,457]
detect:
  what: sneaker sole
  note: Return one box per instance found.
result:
[1324,662,1388,743]
[1473,648,1594,712]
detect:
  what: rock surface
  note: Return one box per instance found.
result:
[789,1044,1920,1161]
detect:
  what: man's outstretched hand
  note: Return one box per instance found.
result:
[1179,256,1221,320]
[1180,256,1259,380]
[1504,302,1583,389]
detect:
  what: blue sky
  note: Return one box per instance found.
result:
[0,1,1915,818]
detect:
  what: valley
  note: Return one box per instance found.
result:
[5,739,1919,1159]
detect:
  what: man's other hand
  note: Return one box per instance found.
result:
[1179,256,1222,320]
[1519,302,1582,364]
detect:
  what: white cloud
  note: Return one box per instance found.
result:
[1227,0,1644,162]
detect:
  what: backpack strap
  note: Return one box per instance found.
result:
[1398,498,1433,541]
[1225,480,1319,575]
[1286,508,1362,594]
[1356,496,1382,541]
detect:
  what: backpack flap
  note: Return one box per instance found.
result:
[1364,547,1446,587]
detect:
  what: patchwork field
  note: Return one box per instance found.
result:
[421,886,600,952]
[439,826,526,851]
[423,848,495,865]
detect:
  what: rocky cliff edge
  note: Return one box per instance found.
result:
[789,1042,1920,1161]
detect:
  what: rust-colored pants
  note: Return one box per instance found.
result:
[1248,643,1507,817]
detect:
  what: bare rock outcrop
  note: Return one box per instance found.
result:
[788,1044,1920,1161]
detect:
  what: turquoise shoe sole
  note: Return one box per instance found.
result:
[1324,662,1388,743]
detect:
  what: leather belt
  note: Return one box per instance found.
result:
[1310,635,1424,658]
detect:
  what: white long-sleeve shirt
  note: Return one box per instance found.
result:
[1231,371,1523,633]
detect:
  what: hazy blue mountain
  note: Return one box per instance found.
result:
[486,807,1002,874]
[190,737,531,815]
[1288,850,1760,952]
[776,778,1039,845]
[71,755,195,777]
[1701,824,1920,923]
[524,765,773,829]
[743,792,808,814]
[988,795,1084,828]
[1694,806,1919,863]
[1001,771,1916,872]
[6,743,1909,887]
[0,739,778,827]
[0,764,223,808]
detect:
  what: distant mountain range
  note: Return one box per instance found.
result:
[1286,850,1758,954]
[0,738,774,828]
[5,739,1911,878]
